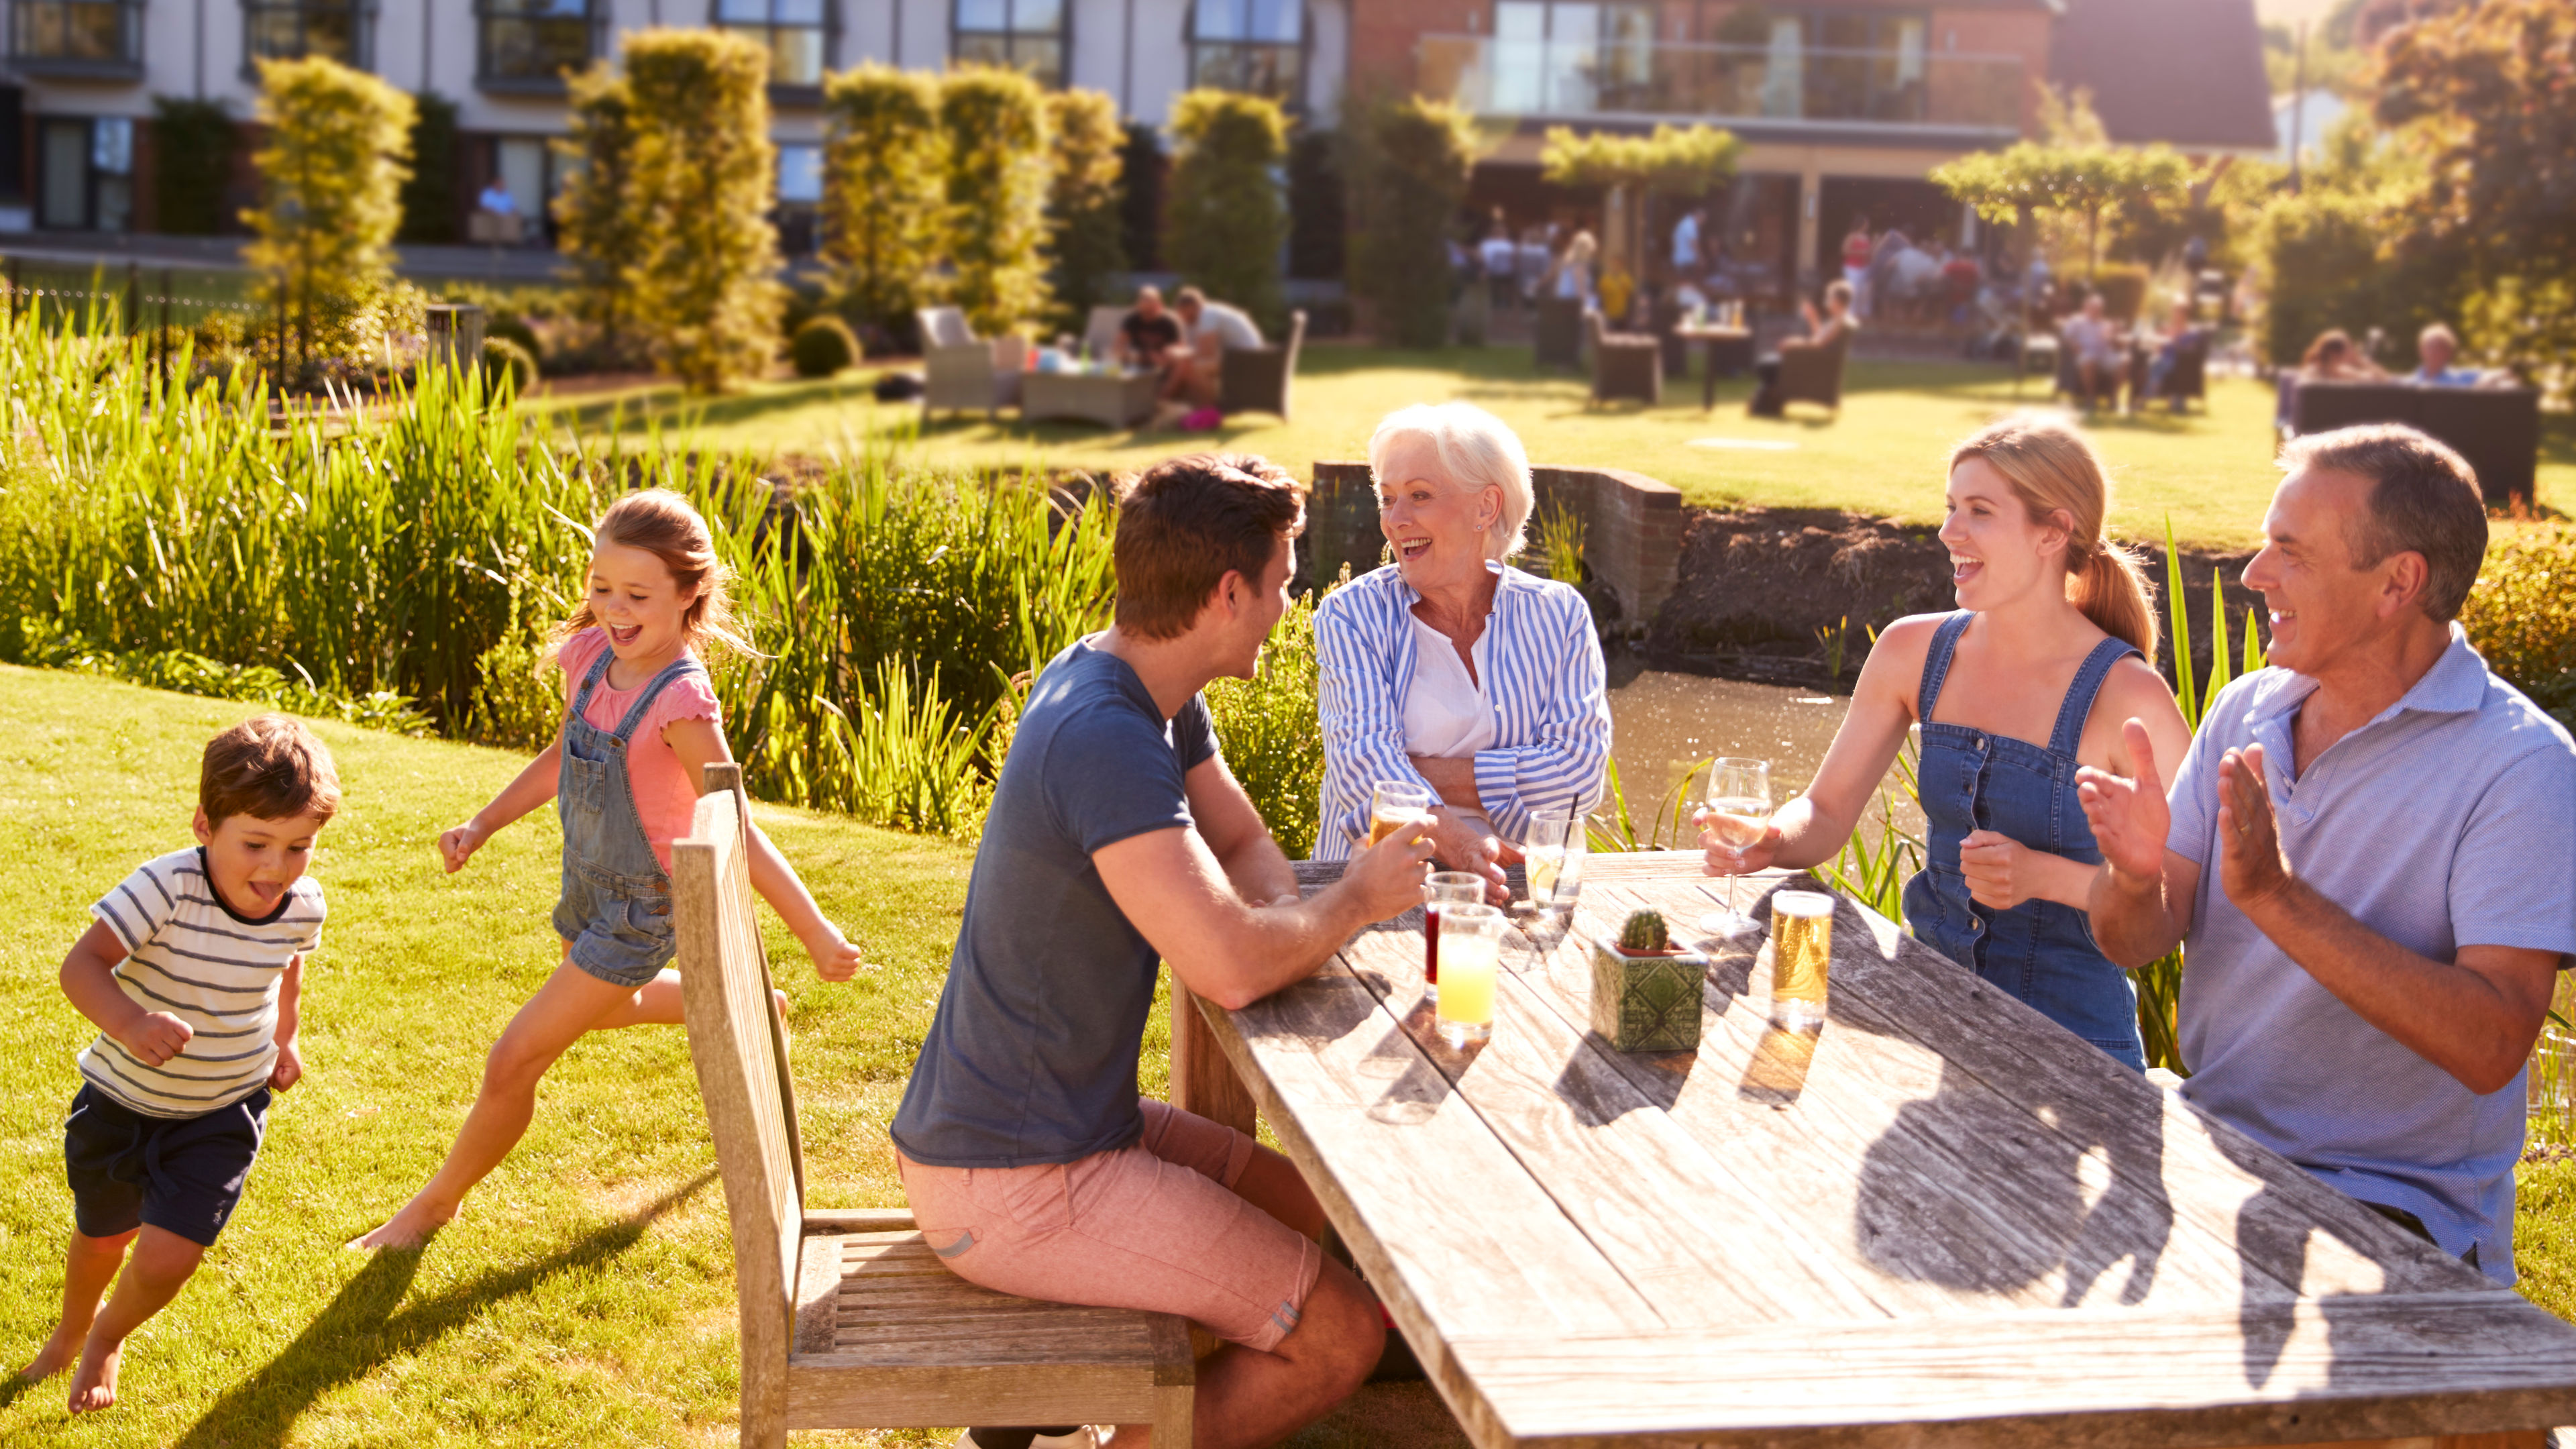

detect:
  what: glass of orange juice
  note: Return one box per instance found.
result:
[1435,903,1505,1048]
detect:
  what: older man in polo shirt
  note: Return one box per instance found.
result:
[2080,424,2576,1282]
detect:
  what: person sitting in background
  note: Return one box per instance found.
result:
[1116,286,1183,374]
[1748,280,1855,418]
[2410,324,2487,387]
[1166,286,1263,409]
[1841,217,1874,319]
[2059,293,2125,412]
[2139,301,2208,413]
[2300,328,2387,382]
[2080,425,2576,1281]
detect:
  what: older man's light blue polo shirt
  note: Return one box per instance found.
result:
[2167,627,2576,1284]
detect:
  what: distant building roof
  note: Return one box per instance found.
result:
[2050,0,2279,152]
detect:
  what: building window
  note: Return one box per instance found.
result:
[244,0,371,68]
[478,0,596,87]
[1188,0,1301,103]
[1492,2,1655,115]
[775,140,821,255]
[11,0,142,71]
[717,0,827,89]
[953,0,1062,88]
[1801,9,1928,122]
[38,115,131,231]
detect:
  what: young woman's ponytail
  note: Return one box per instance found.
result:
[1951,415,2161,661]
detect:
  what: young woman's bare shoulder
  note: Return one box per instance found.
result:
[2096,653,2183,720]
[1850,613,1952,708]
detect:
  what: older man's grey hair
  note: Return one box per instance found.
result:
[1366,402,1535,561]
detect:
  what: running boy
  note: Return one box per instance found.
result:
[18,714,337,1412]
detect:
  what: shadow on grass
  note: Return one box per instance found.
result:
[170,1169,714,1449]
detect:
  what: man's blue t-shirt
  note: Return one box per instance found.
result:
[890,639,1217,1168]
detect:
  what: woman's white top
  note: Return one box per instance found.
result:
[1401,614,1498,759]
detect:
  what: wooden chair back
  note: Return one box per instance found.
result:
[674,765,807,1403]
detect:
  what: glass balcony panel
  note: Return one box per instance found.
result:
[1419,32,2019,130]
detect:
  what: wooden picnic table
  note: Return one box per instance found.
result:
[1167,852,2576,1449]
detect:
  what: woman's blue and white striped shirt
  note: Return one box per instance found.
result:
[1314,562,1611,859]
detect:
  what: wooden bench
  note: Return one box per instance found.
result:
[672,765,1195,1447]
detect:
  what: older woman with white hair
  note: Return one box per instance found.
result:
[1316,402,1611,888]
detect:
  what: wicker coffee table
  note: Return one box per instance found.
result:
[1020,368,1158,429]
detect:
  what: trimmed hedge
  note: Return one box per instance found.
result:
[790,314,859,377]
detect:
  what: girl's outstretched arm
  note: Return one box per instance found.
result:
[665,718,863,981]
[439,735,562,873]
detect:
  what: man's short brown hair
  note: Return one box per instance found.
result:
[2279,423,2488,621]
[202,714,341,826]
[1112,453,1307,641]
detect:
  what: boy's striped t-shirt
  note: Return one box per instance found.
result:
[79,848,324,1118]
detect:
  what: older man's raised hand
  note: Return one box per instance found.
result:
[2076,718,2172,887]
[2215,744,2295,912]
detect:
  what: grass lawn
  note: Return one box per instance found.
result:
[530,345,2576,552]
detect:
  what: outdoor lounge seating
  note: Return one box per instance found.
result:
[1587,308,1662,407]
[1080,304,1126,363]
[1219,308,1305,420]
[673,766,1195,1448]
[1534,294,1584,371]
[1772,329,1849,415]
[2287,378,2540,505]
[916,306,1023,421]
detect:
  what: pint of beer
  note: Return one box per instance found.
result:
[1368,781,1434,847]
[1768,891,1835,1030]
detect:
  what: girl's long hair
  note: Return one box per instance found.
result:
[1950,415,2159,659]
[552,488,756,663]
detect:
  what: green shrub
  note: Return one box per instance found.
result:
[150,97,237,237]
[1205,581,1329,859]
[246,56,415,370]
[1046,87,1128,335]
[941,67,1054,339]
[555,63,647,367]
[2462,527,2576,729]
[820,64,947,346]
[1346,96,1476,350]
[486,311,542,358]
[1119,122,1165,270]
[398,91,460,243]
[1163,89,1289,336]
[623,30,784,392]
[1287,130,1345,280]
[482,335,539,392]
[790,314,857,377]
[2090,262,2150,322]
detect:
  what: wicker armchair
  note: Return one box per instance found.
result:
[1587,308,1662,407]
[916,306,1023,421]
[1534,294,1585,371]
[1774,330,1850,415]
[1218,309,1306,420]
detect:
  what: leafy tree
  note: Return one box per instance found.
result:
[1044,87,1126,336]
[820,64,947,349]
[939,66,1053,338]
[553,63,646,363]
[621,29,784,392]
[1345,95,1475,350]
[150,97,236,237]
[1118,121,1165,270]
[1539,122,1739,284]
[2249,112,2453,369]
[1931,140,2190,277]
[246,56,414,370]
[398,91,460,243]
[1286,129,1344,281]
[1163,89,1289,335]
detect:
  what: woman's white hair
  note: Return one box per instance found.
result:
[1366,402,1535,561]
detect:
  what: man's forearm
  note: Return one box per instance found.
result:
[2087,865,2185,969]
[1187,883,1383,1011]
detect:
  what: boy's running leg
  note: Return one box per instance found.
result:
[351,955,637,1249]
[66,1225,203,1413]
[17,1228,134,1383]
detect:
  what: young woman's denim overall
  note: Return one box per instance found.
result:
[1901,610,2147,1071]
[551,646,704,990]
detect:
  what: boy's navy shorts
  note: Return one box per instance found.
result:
[64,1083,270,1248]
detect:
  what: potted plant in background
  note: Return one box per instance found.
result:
[1591,908,1708,1053]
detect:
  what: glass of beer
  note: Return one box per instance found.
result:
[1368,781,1434,848]
[1522,808,1586,916]
[1421,871,1487,1002]
[1699,757,1773,938]
[1435,902,1505,1048]
[1768,890,1835,1031]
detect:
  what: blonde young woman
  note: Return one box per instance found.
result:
[1703,415,2190,1070]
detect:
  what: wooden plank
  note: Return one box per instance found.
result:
[1170,975,1259,1138]
[1448,1293,2576,1448]
[784,1360,1163,1430]
[802,1207,916,1234]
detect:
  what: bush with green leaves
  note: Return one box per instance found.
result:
[821,64,948,347]
[150,97,237,237]
[2462,527,2576,731]
[482,335,539,392]
[790,314,857,377]
[622,30,785,392]
[1163,89,1289,335]
[554,63,648,367]
[1046,87,1128,335]
[940,66,1054,338]
[1205,581,1329,858]
[245,56,415,371]
[2249,115,2455,370]
[1346,96,1476,350]
[398,91,460,243]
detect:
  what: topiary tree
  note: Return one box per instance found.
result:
[245,56,415,371]
[1539,122,1739,288]
[1119,121,1165,271]
[790,314,857,377]
[553,62,645,365]
[821,64,947,349]
[1345,95,1476,350]
[151,97,237,237]
[1162,89,1289,335]
[398,91,460,243]
[621,28,784,392]
[939,66,1053,338]
[1045,87,1127,336]
[1933,140,2190,278]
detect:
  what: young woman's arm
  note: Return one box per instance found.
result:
[1703,616,1933,876]
[665,718,862,981]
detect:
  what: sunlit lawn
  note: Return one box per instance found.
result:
[528,345,2576,552]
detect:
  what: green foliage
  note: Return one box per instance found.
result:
[1205,582,1329,859]
[245,56,416,368]
[1536,502,1585,586]
[1163,89,1290,336]
[554,63,647,362]
[2461,527,2576,731]
[1618,910,1670,953]
[1044,87,1128,335]
[940,66,1055,338]
[482,334,539,392]
[1287,129,1345,281]
[150,97,237,237]
[2090,262,2151,323]
[789,313,858,377]
[2250,119,2455,372]
[621,30,786,392]
[821,64,949,345]
[1538,122,1739,197]
[1119,121,1166,270]
[398,91,461,243]
[1346,96,1477,350]
[1932,139,2190,276]
[20,615,437,735]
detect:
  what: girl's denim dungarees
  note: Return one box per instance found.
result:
[1901,611,2147,1071]
[551,646,704,990]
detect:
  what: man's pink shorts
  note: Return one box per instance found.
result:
[896,1098,1324,1353]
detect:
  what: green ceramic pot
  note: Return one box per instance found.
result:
[1590,940,1709,1053]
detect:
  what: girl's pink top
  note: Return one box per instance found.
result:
[557,628,723,874]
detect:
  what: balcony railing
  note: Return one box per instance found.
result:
[1419,34,2024,133]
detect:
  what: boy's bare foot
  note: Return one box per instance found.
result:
[66,1338,119,1413]
[349,1199,454,1250]
[17,1327,80,1383]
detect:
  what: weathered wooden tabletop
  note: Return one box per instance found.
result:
[1169,852,2576,1449]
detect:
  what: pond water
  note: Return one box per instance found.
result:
[1603,662,1923,851]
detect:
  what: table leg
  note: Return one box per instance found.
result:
[1701,339,1718,412]
[1168,978,1259,1139]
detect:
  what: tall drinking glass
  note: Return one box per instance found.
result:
[1699,757,1774,938]
[1768,890,1835,1030]
[1435,903,1506,1049]
[1368,781,1434,848]
[1422,871,1486,1002]
[1522,808,1587,917]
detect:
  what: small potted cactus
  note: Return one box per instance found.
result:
[1590,908,1709,1053]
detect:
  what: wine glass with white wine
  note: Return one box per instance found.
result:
[1699,757,1772,938]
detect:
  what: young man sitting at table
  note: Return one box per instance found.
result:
[890,452,1426,1449]
[2080,424,2576,1281]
